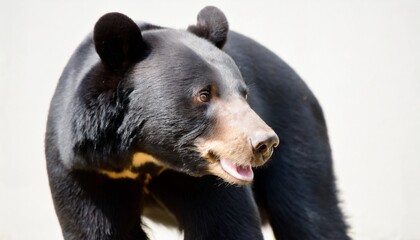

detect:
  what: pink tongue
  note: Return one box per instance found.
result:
[220,158,254,182]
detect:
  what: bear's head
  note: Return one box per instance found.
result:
[75,6,279,185]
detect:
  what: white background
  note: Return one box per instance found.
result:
[1,0,419,239]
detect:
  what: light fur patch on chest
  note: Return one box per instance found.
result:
[99,152,164,179]
[132,152,162,167]
[99,169,139,179]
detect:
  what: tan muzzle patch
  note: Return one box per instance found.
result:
[195,98,278,184]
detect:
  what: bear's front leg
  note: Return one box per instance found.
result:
[149,171,264,240]
[47,154,148,240]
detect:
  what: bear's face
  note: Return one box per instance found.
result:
[91,9,279,184]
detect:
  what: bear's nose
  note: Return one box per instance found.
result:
[251,131,280,162]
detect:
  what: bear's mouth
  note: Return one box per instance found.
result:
[219,158,254,182]
[207,151,254,183]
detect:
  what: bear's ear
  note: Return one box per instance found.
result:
[93,12,147,71]
[187,6,229,49]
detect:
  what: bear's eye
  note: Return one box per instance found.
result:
[198,90,211,103]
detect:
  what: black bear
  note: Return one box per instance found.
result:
[45,6,350,240]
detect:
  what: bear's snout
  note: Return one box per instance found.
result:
[250,130,279,165]
[194,98,279,184]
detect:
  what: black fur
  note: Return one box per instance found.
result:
[94,12,147,71]
[149,172,264,240]
[224,32,349,239]
[188,6,229,48]
[46,7,350,240]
